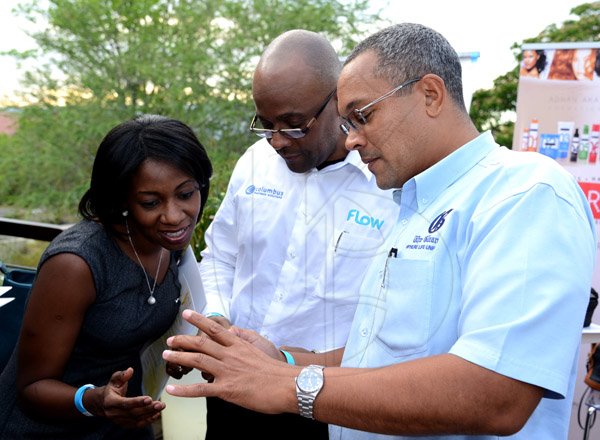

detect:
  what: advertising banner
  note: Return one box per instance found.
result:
[514,42,600,291]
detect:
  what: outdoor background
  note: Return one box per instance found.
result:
[1,1,596,259]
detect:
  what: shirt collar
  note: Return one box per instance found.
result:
[318,149,373,181]
[404,131,497,211]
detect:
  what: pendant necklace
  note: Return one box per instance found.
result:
[125,217,164,305]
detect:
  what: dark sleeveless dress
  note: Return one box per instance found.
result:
[0,220,182,439]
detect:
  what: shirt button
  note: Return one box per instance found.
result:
[360,327,369,337]
[422,198,428,204]
[276,291,284,301]
[401,219,408,225]
[288,249,296,258]
[261,333,269,340]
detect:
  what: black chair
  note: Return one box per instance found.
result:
[0,263,36,372]
[0,217,66,373]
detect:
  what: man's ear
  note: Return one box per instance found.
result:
[420,74,445,118]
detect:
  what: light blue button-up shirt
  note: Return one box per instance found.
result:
[331,132,596,440]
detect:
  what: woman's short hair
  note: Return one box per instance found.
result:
[78,114,213,233]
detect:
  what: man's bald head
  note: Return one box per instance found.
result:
[251,30,346,174]
[254,30,340,94]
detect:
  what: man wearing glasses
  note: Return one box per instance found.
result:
[197,29,398,438]
[168,23,595,440]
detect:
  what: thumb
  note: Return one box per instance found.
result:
[109,367,133,395]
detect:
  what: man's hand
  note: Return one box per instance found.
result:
[200,314,232,382]
[162,309,298,415]
[229,326,283,361]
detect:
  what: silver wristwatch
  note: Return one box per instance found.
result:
[295,364,325,419]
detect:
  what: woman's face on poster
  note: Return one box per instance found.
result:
[523,50,539,71]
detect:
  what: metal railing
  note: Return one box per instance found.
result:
[0,217,66,242]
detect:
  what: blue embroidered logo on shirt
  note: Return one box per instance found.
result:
[428,209,453,233]
[245,185,284,199]
[346,209,384,230]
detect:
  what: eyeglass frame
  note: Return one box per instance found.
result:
[249,89,336,139]
[339,77,421,135]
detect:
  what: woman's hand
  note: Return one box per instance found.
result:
[166,361,192,379]
[87,368,165,429]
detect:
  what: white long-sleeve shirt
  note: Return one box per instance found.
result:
[199,139,399,351]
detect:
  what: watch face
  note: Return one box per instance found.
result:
[297,368,323,393]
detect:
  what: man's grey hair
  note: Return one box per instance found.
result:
[345,23,466,112]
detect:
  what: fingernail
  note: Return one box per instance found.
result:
[166,385,175,394]
[166,336,174,346]
[182,309,193,318]
[162,350,172,360]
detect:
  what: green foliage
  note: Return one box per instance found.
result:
[469,69,518,148]
[469,2,600,146]
[0,238,49,268]
[0,0,380,255]
[536,2,600,42]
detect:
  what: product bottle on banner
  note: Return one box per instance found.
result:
[590,124,600,164]
[527,119,539,152]
[520,128,529,151]
[558,121,574,160]
[540,134,559,159]
[579,124,590,162]
[570,128,580,162]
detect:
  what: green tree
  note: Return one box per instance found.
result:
[0,0,379,228]
[469,1,600,147]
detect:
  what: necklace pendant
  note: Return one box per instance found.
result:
[147,295,156,305]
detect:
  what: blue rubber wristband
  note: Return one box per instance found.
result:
[280,349,295,365]
[205,312,225,318]
[74,384,96,417]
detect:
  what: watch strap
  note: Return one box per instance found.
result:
[298,390,317,418]
[296,365,324,419]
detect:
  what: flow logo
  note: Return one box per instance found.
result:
[428,209,453,233]
[245,185,284,199]
[346,209,384,230]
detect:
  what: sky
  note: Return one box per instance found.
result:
[0,0,589,105]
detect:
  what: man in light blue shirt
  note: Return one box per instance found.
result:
[164,23,596,439]
[333,128,594,439]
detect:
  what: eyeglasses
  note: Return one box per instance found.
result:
[339,77,421,135]
[250,89,336,139]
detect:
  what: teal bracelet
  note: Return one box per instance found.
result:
[280,349,295,365]
[205,312,225,318]
[74,384,96,417]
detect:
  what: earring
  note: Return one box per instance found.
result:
[122,210,128,217]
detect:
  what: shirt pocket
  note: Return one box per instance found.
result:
[375,257,434,357]
[314,228,387,302]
